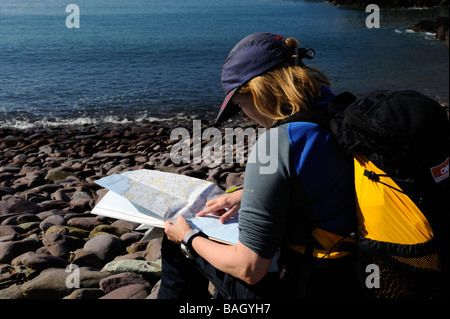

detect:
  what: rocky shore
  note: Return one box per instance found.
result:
[0,121,249,299]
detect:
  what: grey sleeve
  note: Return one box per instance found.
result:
[238,125,294,259]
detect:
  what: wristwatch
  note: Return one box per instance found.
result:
[180,229,208,259]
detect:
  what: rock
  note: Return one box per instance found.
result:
[39,214,67,232]
[120,232,144,246]
[45,171,77,181]
[0,284,25,299]
[99,272,151,294]
[67,216,101,230]
[0,271,20,289]
[113,251,145,261]
[16,221,41,233]
[38,145,53,155]
[0,195,42,214]
[110,219,140,231]
[83,234,125,262]
[11,252,67,272]
[69,198,94,213]
[38,200,70,211]
[71,249,105,269]
[42,232,85,259]
[15,214,41,224]
[90,224,130,238]
[45,225,90,238]
[0,187,16,197]
[225,172,244,188]
[126,240,151,254]
[0,237,42,264]
[20,267,110,299]
[0,225,21,239]
[181,169,207,179]
[143,238,163,261]
[63,288,105,299]
[99,283,150,299]
[93,152,137,159]
[51,189,71,202]
[101,259,162,280]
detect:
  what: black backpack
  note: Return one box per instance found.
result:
[329,90,449,299]
[276,89,449,299]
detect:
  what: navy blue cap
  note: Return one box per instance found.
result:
[216,33,292,123]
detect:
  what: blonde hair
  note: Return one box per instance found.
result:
[237,38,331,121]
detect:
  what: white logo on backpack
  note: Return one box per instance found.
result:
[430,157,449,183]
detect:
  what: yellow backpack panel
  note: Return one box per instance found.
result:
[354,154,433,245]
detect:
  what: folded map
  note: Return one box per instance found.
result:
[91,169,239,245]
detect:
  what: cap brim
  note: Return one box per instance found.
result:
[216,88,241,123]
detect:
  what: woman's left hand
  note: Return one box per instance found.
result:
[164,215,193,244]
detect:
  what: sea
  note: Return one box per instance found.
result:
[0,0,448,129]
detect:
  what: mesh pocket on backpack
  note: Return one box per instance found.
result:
[355,237,444,299]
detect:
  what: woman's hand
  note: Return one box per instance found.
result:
[196,189,243,223]
[164,215,193,244]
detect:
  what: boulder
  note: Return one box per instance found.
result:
[67,216,101,230]
[143,238,163,261]
[99,284,150,299]
[11,252,67,272]
[42,232,85,259]
[0,237,42,264]
[63,288,105,299]
[101,259,162,280]
[20,267,110,299]
[83,234,125,262]
[39,214,67,232]
[0,195,42,215]
[99,272,151,294]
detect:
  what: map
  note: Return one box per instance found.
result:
[92,169,239,245]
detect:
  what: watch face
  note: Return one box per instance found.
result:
[180,243,194,259]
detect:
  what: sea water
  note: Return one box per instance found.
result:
[0,0,448,129]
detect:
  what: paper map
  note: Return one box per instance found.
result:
[92,169,239,245]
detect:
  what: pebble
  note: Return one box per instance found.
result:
[0,123,250,299]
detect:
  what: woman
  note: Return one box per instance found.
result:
[159,33,359,299]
